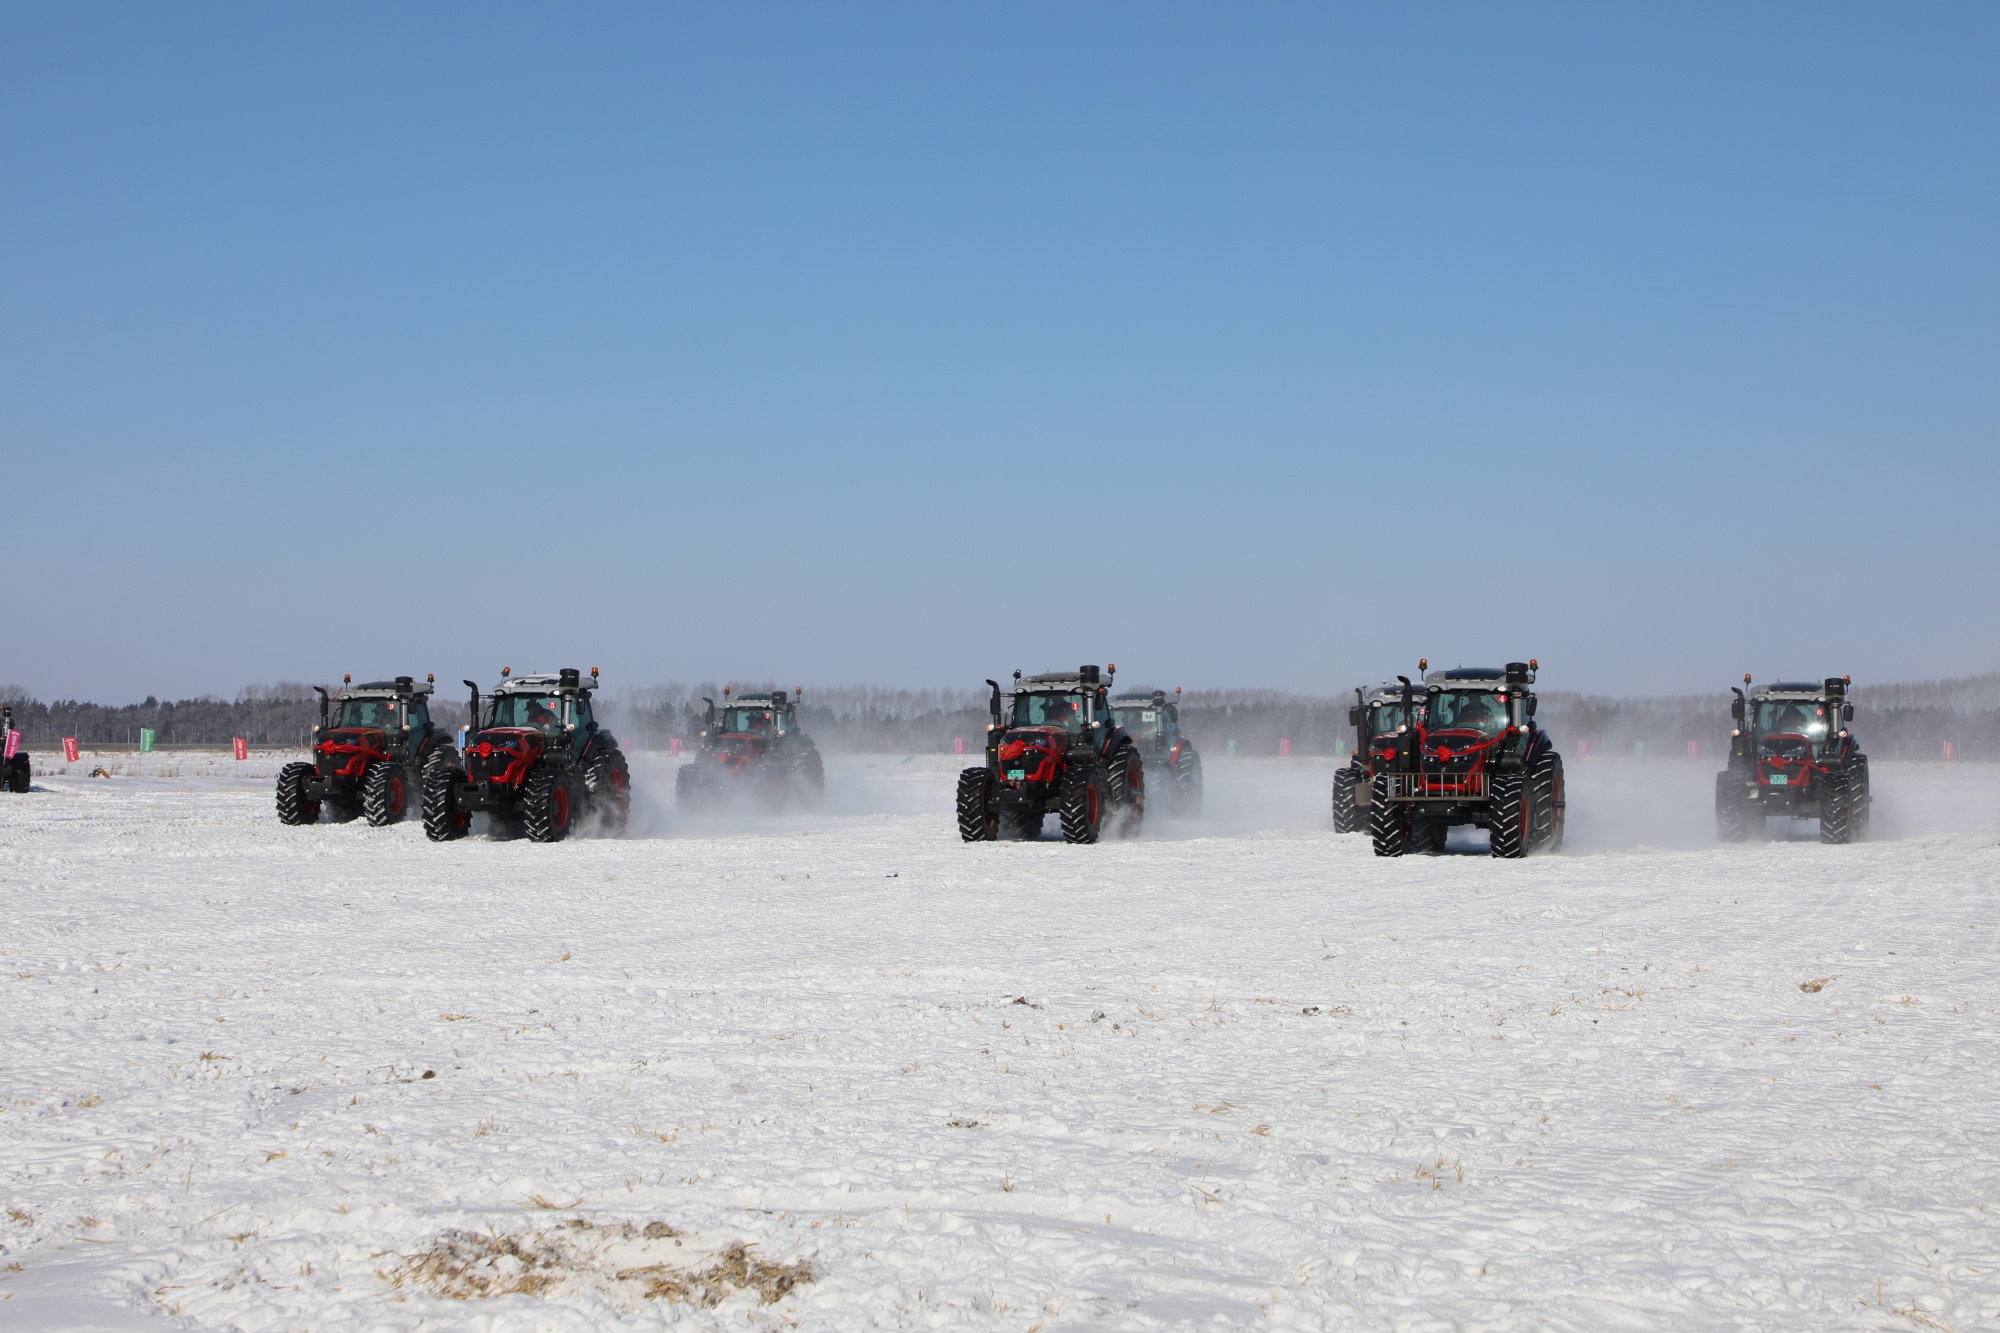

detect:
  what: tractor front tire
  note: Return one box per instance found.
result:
[276,762,320,825]
[1530,750,1566,853]
[1331,767,1362,833]
[362,762,409,827]
[1489,770,1529,859]
[1819,773,1853,845]
[1715,771,1750,843]
[1368,774,1408,857]
[1847,755,1871,840]
[1059,762,1106,844]
[524,767,576,843]
[5,754,28,793]
[956,767,997,842]
[422,762,469,842]
[585,749,632,835]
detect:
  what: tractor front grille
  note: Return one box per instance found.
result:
[1380,771,1488,801]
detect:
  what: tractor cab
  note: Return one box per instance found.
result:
[472,668,600,764]
[1110,689,1185,757]
[1351,683,1424,766]
[312,674,438,774]
[706,690,800,742]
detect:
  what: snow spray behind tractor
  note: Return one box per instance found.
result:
[675,686,824,812]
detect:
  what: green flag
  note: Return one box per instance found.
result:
[139,728,156,754]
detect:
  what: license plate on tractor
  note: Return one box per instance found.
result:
[1767,774,1789,786]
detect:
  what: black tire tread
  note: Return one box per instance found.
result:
[276,761,318,826]
[1368,773,1408,857]
[956,766,996,842]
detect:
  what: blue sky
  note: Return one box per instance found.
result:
[5,3,1996,701]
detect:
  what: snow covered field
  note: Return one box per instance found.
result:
[2,754,1997,1330]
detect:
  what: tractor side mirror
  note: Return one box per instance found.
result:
[1526,695,1538,718]
[1842,702,1854,722]
[1730,697,1745,722]
[1348,706,1360,727]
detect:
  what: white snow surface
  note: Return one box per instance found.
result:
[2,753,1997,1330]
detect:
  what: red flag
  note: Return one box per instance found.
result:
[3,729,17,760]
[954,736,965,755]
[63,737,80,763]
[1279,737,1292,757]
[233,737,249,761]
[670,737,682,756]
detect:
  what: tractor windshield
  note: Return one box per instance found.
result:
[1427,690,1508,736]
[335,698,400,730]
[719,707,780,734]
[1755,700,1830,747]
[1014,692,1088,733]
[489,693,565,732]
[1366,702,1416,738]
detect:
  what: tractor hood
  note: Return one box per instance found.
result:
[465,728,544,786]
[998,727,1068,788]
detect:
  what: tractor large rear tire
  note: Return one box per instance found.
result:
[1172,751,1203,818]
[789,748,825,810]
[1819,773,1853,845]
[956,767,997,842]
[675,762,705,813]
[276,762,319,825]
[422,761,469,842]
[5,754,28,793]
[1368,774,1408,857]
[1108,745,1144,838]
[584,748,632,835]
[1715,771,1750,843]
[1489,770,1529,859]
[524,767,576,843]
[362,761,409,827]
[1059,762,1106,844]
[1331,767,1362,833]
[1847,755,1871,840]
[1530,751,1565,853]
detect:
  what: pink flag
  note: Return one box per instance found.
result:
[1687,740,1698,760]
[63,737,80,763]
[233,737,249,761]
[1279,737,1292,757]
[954,736,965,755]
[670,737,682,757]
[3,730,17,759]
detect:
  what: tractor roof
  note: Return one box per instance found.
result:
[1111,689,1169,703]
[1749,679,1848,700]
[1020,674,1090,691]
[1422,663,1538,688]
[341,677,433,698]
[1362,682,1416,705]
[492,670,596,695]
[725,693,791,708]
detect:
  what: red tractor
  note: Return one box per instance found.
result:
[1369,660,1565,858]
[1109,688,1202,817]
[957,665,1144,843]
[1330,680,1424,833]
[1716,675,1870,843]
[276,675,458,826]
[423,667,630,842]
[675,687,824,812]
